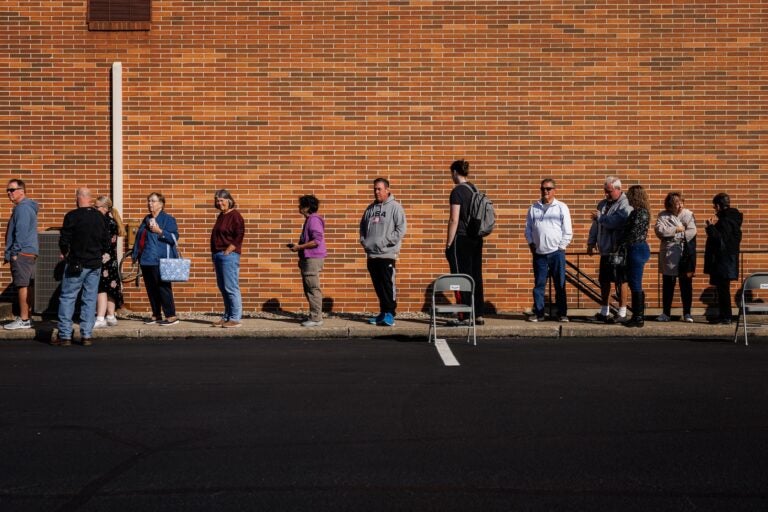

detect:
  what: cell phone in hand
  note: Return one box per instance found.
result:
[286,243,295,248]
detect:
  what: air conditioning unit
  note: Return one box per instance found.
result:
[35,230,61,314]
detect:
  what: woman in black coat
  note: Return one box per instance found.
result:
[704,193,743,324]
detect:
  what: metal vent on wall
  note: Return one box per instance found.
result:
[34,231,61,313]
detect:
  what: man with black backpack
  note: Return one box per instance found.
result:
[445,159,487,325]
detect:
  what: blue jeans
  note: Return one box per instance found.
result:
[57,265,100,339]
[213,252,242,321]
[532,250,567,317]
[626,242,650,292]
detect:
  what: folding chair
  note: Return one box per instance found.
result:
[427,273,477,346]
[734,272,768,346]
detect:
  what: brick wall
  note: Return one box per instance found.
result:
[2,1,767,315]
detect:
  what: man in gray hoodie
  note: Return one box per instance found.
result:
[360,178,407,326]
[588,176,633,323]
[3,179,39,330]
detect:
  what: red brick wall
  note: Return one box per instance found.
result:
[2,1,767,315]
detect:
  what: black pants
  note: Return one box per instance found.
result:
[366,258,397,314]
[141,265,176,319]
[713,277,733,321]
[662,274,693,316]
[445,234,484,317]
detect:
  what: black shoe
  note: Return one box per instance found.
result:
[593,313,611,323]
[719,318,733,325]
[606,315,628,324]
[624,317,644,328]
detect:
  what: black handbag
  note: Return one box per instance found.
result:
[608,246,627,267]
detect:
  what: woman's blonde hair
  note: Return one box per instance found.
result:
[96,195,127,237]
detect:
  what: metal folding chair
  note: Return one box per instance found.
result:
[427,273,477,346]
[734,272,768,346]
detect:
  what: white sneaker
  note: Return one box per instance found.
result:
[106,316,118,326]
[683,314,694,323]
[656,313,671,322]
[301,320,323,327]
[93,319,108,329]
[3,317,31,330]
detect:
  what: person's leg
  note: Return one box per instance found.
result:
[213,253,229,321]
[470,237,484,317]
[57,265,85,340]
[78,268,101,339]
[140,265,163,320]
[716,278,733,321]
[157,279,176,320]
[679,274,693,316]
[531,253,548,318]
[550,250,568,318]
[662,275,676,317]
[17,286,30,320]
[220,253,242,322]
[96,292,107,319]
[367,258,396,315]
[451,235,478,313]
[301,258,324,322]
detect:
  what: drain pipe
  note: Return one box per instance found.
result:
[112,62,123,254]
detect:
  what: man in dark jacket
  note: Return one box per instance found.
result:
[53,188,110,346]
[704,192,743,325]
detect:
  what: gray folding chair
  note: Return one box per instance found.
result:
[734,272,768,346]
[428,273,477,346]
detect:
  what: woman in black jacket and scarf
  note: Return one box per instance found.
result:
[704,193,743,324]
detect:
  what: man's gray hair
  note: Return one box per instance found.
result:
[604,176,622,190]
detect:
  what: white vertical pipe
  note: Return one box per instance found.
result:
[112,62,124,255]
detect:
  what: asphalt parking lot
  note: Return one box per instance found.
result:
[2,336,768,511]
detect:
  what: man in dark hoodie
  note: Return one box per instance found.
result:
[704,192,743,325]
[3,179,39,330]
[360,178,407,327]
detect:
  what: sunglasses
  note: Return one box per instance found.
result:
[6,188,20,193]
[540,187,555,191]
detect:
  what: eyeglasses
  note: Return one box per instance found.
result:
[540,187,555,191]
[6,188,20,193]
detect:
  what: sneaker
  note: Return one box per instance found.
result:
[378,312,395,326]
[656,313,671,322]
[368,313,384,325]
[3,317,31,330]
[211,318,226,327]
[447,318,470,327]
[475,316,486,326]
[222,320,242,328]
[559,316,570,323]
[683,314,694,323]
[527,315,545,322]
[144,317,158,325]
[93,319,108,329]
[158,318,179,326]
[106,316,118,326]
[301,320,323,327]
[594,313,612,323]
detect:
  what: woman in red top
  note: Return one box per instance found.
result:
[210,189,245,328]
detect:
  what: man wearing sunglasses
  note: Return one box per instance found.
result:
[525,179,573,322]
[3,179,39,330]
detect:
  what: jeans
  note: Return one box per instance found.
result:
[626,242,651,292]
[57,265,100,340]
[532,250,567,317]
[213,252,242,321]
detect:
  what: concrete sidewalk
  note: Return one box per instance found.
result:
[0,311,759,343]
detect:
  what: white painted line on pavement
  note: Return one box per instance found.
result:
[434,338,460,366]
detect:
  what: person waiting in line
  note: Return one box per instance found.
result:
[445,159,486,325]
[360,178,407,327]
[93,196,126,329]
[53,188,110,346]
[524,178,573,323]
[289,195,327,328]
[131,192,180,326]
[3,179,39,330]
[210,189,245,328]
[704,192,742,325]
[654,192,697,323]
[588,176,633,323]
[617,185,651,327]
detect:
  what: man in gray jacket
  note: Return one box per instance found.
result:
[3,179,39,330]
[360,178,407,326]
[587,176,633,323]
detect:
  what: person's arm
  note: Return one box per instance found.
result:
[446,204,461,248]
[389,203,406,245]
[559,203,573,250]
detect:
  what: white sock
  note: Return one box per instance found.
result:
[618,306,627,318]
[600,305,610,316]
[96,316,105,322]
[106,315,116,320]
